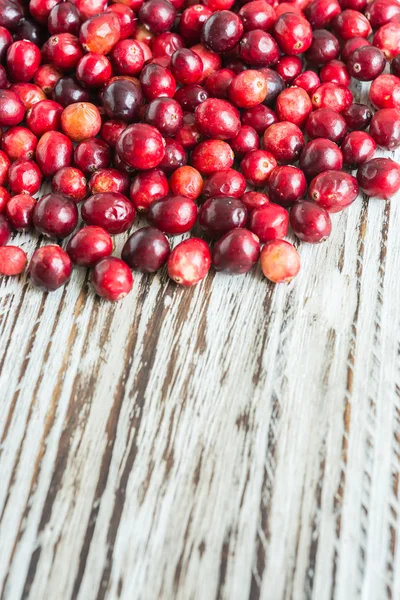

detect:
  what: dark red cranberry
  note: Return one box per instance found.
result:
[152,32,184,58]
[52,76,90,107]
[0,213,11,245]
[89,168,129,196]
[199,196,247,238]
[52,166,86,201]
[33,192,78,238]
[340,37,370,63]
[6,41,41,83]
[275,56,302,84]
[102,79,144,123]
[48,2,81,35]
[340,0,367,11]
[145,98,183,137]
[9,159,42,195]
[179,5,212,45]
[66,225,113,266]
[74,138,111,175]
[293,70,321,96]
[15,19,48,47]
[369,74,400,109]
[0,187,10,213]
[169,165,203,200]
[109,40,144,77]
[310,170,358,212]
[79,13,121,55]
[239,30,280,66]
[72,0,107,20]
[140,63,176,101]
[139,0,176,34]
[116,123,165,170]
[249,203,288,242]
[374,23,400,60]
[0,245,27,275]
[320,60,350,86]
[268,166,306,207]
[305,108,347,144]
[204,69,235,99]
[365,0,400,29]
[0,151,10,186]
[130,168,169,211]
[92,257,133,301]
[239,1,276,32]
[231,125,259,156]
[347,46,386,82]
[170,48,203,85]
[42,33,84,71]
[300,138,343,180]
[113,153,135,175]
[241,190,269,211]
[263,122,304,164]
[241,105,276,135]
[201,10,243,53]
[105,4,136,40]
[259,68,285,105]
[273,13,312,55]
[26,100,63,137]
[6,193,36,230]
[1,126,37,161]
[159,138,187,173]
[202,169,246,200]
[194,98,240,140]
[213,228,260,274]
[312,83,353,112]
[332,10,371,40]
[290,200,332,243]
[191,139,234,174]
[342,103,372,130]
[260,239,300,282]
[29,245,72,291]
[174,84,209,113]
[391,55,400,78]
[276,87,312,128]
[240,149,276,186]
[304,0,341,29]
[175,112,203,149]
[369,108,400,150]
[0,26,12,62]
[36,131,73,177]
[0,0,23,31]
[357,158,400,199]
[77,53,112,87]
[0,90,25,127]
[122,226,170,272]
[168,238,210,286]
[147,195,197,234]
[100,120,127,149]
[305,29,340,66]
[341,131,376,167]
[81,192,135,234]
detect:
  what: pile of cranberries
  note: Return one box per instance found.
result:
[0,0,399,300]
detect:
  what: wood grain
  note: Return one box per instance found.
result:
[1,81,400,600]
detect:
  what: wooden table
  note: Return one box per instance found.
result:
[1,92,400,599]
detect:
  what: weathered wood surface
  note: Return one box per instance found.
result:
[1,83,400,600]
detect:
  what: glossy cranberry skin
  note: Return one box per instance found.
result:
[122,227,170,273]
[147,195,197,234]
[312,83,353,112]
[42,34,83,71]
[231,126,259,156]
[6,41,41,84]
[240,105,276,135]
[102,79,144,123]
[260,239,300,283]
[81,192,135,234]
[174,85,208,114]
[175,113,203,150]
[0,245,27,275]
[259,68,285,106]
[105,4,135,40]
[263,122,304,164]
[0,90,25,127]
[140,64,176,101]
[320,60,350,87]
[88,169,129,196]
[201,10,243,54]
[305,108,347,144]
[369,109,400,150]
[273,13,312,55]
[0,213,11,246]
[191,140,234,174]
[30,245,72,291]
[151,32,184,59]
[144,98,183,137]
[52,76,90,108]
[239,30,279,67]
[241,190,269,211]
[179,5,212,45]
[66,226,113,267]
[0,0,23,31]
[0,187,10,213]
[74,138,111,175]
[25,100,62,138]
[130,169,169,212]
[48,2,81,35]
[300,138,343,180]
[199,196,247,238]
[347,47,386,82]
[340,37,370,63]
[109,40,144,78]
[212,228,260,274]
[10,83,46,111]
[369,74,400,110]
[92,257,133,301]
[305,29,340,66]
[204,69,235,100]
[169,166,203,200]
[202,169,246,200]
[9,159,42,195]
[76,53,112,87]
[290,200,331,243]
[1,127,36,163]
[36,131,72,177]
[116,124,165,170]
[304,0,341,29]
[310,170,358,213]
[52,166,86,202]
[275,56,302,84]
[79,13,120,55]
[61,102,101,143]
[191,44,222,82]
[15,19,48,48]
[249,203,288,242]
[169,49,201,86]
[357,158,400,200]
[268,166,306,207]
[332,10,371,40]
[374,23,400,60]
[341,131,376,167]
[100,120,127,149]
[72,0,107,20]
[0,151,10,186]
[0,26,12,62]
[159,138,187,173]
[194,98,240,141]
[33,192,78,238]
[139,0,176,35]
[365,0,400,29]
[240,149,277,187]
[167,238,210,286]
[276,87,312,129]
[5,193,35,230]
[239,1,276,32]
[342,103,372,130]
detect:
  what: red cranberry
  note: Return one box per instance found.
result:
[369,108,400,150]
[194,98,240,140]
[241,105,276,134]
[30,245,72,291]
[169,166,203,200]
[260,240,300,283]
[42,33,84,70]
[212,228,260,274]
[175,113,203,149]
[260,68,286,105]
[263,122,304,164]
[72,0,107,19]
[304,0,341,29]
[33,64,62,95]
[33,192,78,238]
[340,0,367,10]
[139,0,176,34]
[320,60,350,86]
[0,187,10,213]
[48,2,81,35]
[116,123,165,170]
[140,63,176,101]
[365,0,400,29]
[342,103,372,130]
[170,49,203,85]
[29,0,59,25]
[52,166,86,201]
[92,257,133,301]
[275,56,302,84]
[369,74,400,109]
[74,138,111,174]
[36,131,73,177]
[305,108,347,144]
[231,125,260,156]
[122,226,170,272]
[80,13,120,55]
[0,213,11,246]
[273,13,312,55]
[0,245,27,275]
[167,238,210,286]
[1,127,37,162]
[203,0,235,12]
[9,159,42,195]
[275,87,312,128]
[66,225,113,266]
[332,10,371,40]
[310,170,358,212]
[293,70,321,95]
[152,33,184,58]
[81,192,135,234]
[26,100,63,137]
[305,29,340,66]
[391,55,400,78]
[239,30,280,67]
[357,157,400,199]
[105,4,136,40]
[102,78,144,123]
[109,40,144,77]
[340,37,370,63]
[239,1,276,32]
[6,193,35,230]
[202,169,246,200]
[374,23,400,60]
[174,84,209,113]
[0,90,25,127]
[300,138,343,180]
[347,46,386,82]
[0,26,12,62]
[312,82,353,112]
[341,131,376,167]
[201,10,243,53]
[228,70,267,108]
[11,83,46,111]
[130,168,169,211]
[241,190,269,211]
[249,203,288,242]
[89,168,129,196]
[6,41,41,84]
[52,76,90,107]
[144,98,183,137]
[204,69,235,99]
[77,53,112,87]
[147,195,197,234]
[199,196,247,238]
[100,120,127,149]
[159,138,187,173]
[0,151,10,186]
[191,140,234,174]
[179,5,212,45]
[268,166,306,207]
[290,200,332,243]
[240,149,276,186]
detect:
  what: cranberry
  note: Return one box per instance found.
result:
[1,127,37,163]
[9,159,42,195]
[340,0,367,10]
[134,24,154,47]
[159,138,187,172]
[167,238,210,286]
[105,4,136,40]
[122,227,170,272]
[304,0,341,29]
[213,228,260,274]
[0,187,10,213]
[260,239,300,283]
[365,0,400,29]
[169,49,202,86]
[273,13,312,55]
[260,68,286,105]
[144,98,183,137]
[341,131,376,167]
[102,79,144,123]
[320,60,350,86]
[341,37,370,63]
[130,169,168,212]
[202,169,246,200]
[194,98,240,140]
[312,82,353,112]
[66,225,113,267]
[61,102,101,143]
[74,138,111,175]
[241,190,269,211]
[241,105,276,134]
[0,246,27,275]
[80,13,120,55]
[0,26,12,62]
[357,157,400,200]
[89,168,129,196]
[310,170,358,212]
[268,166,306,207]
[140,63,176,101]
[33,192,78,238]
[391,55,400,78]
[240,149,277,186]
[0,213,11,245]
[275,56,302,84]
[249,203,288,242]
[81,192,135,233]
[152,33,184,58]
[116,123,165,170]
[263,122,304,164]
[369,74,400,110]
[6,193,35,230]
[175,113,203,149]
[300,138,343,180]
[293,71,321,96]
[305,108,347,144]
[204,69,235,99]
[174,84,209,113]
[10,83,46,111]
[239,30,280,66]
[199,196,247,238]
[191,139,234,174]
[6,41,41,84]
[231,125,260,156]
[42,34,84,71]
[139,0,176,35]
[0,90,25,127]
[332,10,371,40]
[15,19,48,48]
[92,257,133,301]
[52,166,86,201]
[275,87,312,128]
[147,195,197,234]
[52,76,90,107]
[0,151,10,186]
[201,10,243,53]
[77,53,112,87]
[72,0,107,19]
[347,46,386,82]
[169,166,203,200]
[29,0,59,25]
[109,40,144,77]
[179,5,213,46]
[100,120,127,149]
[305,29,340,66]
[374,23,400,60]
[0,0,23,31]
[48,2,81,35]
[36,131,73,177]
[369,109,400,150]
[203,0,235,12]
[239,1,276,32]
[342,103,372,130]
[26,100,63,138]
[30,245,72,291]
[290,200,332,243]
